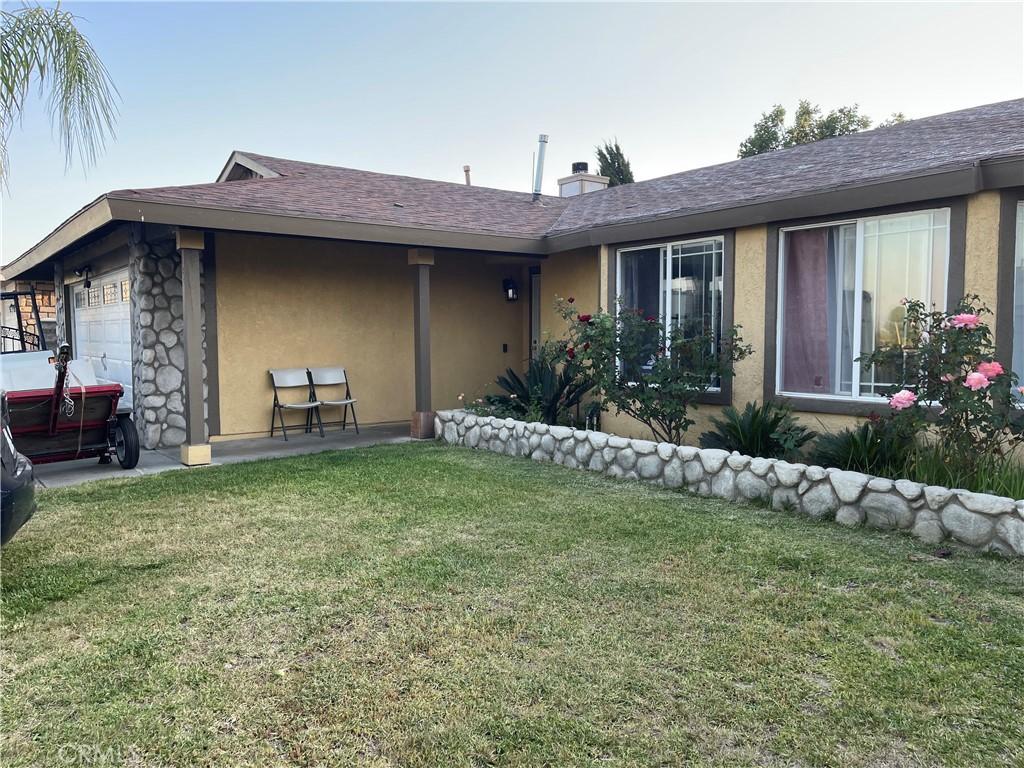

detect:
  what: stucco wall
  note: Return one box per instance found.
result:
[212,233,526,438]
[430,253,527,407]
[964,190,1002,329]
[732,226,768,408]
[538,246,600,343]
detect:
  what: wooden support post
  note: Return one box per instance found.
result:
[409,248,434,438]
[177,229,211,465]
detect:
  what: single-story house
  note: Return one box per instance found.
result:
[4,99,1023,465]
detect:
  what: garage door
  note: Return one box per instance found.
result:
[72,268,133,408]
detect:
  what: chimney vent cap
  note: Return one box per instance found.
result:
[572,161,589,174]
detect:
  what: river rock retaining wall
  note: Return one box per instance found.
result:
[434,410,1024,557]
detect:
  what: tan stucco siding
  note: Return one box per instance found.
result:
[538,246,600,342]
[212,234,526,437]
[964,191,1002,328]
[429,253,527,408]
[732,226,768,409]
[214,234,413,436]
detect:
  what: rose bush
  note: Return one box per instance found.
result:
[557,297,752,444]
[862,295,1023,468]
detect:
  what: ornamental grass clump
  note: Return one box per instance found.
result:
[557,297,752,445]
[861,295,1023,483]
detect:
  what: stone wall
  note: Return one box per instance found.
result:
[435,410,1024,557]
[53,262,66,345]
[128,232,208,449]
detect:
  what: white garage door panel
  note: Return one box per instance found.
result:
[73,268,133,409]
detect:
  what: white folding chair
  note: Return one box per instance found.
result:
[307,367,359,434]
[269,368,323,440]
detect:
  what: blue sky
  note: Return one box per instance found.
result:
[3,1,1022,262]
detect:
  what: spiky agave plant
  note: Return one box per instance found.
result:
[1,3,119,178]
[699,401,816,460]
[486,343,592,425]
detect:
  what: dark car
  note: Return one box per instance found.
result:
[1,392,36,545]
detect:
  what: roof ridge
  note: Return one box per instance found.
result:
[237,151,566,202]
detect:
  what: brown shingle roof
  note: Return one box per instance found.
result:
[109,99,1022,243]
[548,98,1024,236]
[109,157,570,240]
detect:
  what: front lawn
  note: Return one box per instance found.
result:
[2,443,1022,767]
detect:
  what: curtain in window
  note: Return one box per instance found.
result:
[781,228,833,393]
[620,247,662,318]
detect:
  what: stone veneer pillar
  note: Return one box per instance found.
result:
[128,225,208,449]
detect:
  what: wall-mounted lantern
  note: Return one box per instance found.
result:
[74,265,93,289]
[502,278,519,302]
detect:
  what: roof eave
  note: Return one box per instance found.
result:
[3,197,115,279]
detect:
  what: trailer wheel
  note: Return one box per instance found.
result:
[115,415,140,469]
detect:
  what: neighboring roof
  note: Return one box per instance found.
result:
[6,98,1023,278]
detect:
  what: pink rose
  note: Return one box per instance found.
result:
[940,373,956,383]
[888,389,917,410]
[977,361,1004,378]
[964,371,990,391]
[950,313,980,329]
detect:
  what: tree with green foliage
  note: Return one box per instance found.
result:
[737,100,905,158]
[595,140,634,186]
[1,3,118,179]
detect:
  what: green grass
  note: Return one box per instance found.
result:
[2,443,1022,767]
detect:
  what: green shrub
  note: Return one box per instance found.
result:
[558,299,752,444]
[861,295,1023,469]
[808,418,915,476]
[469,342,592,426]
[699,401,815,460]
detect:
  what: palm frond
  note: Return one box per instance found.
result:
[1,3,119,178]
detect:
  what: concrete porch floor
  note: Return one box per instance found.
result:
[31,423,413,489]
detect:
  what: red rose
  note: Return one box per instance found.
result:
[645,316,657,323]
[583,342,590,351]
[578,314,592,323]
[567,297,575,304]
[566,347,576,360]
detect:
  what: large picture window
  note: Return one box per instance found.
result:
[777,208,950,400]
[618,236,725,379]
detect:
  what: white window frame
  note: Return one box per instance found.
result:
[615,235,726,390]
[775,207,951,403]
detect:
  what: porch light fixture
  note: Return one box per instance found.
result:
[502,278,519,302]
[74,265,93,289]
